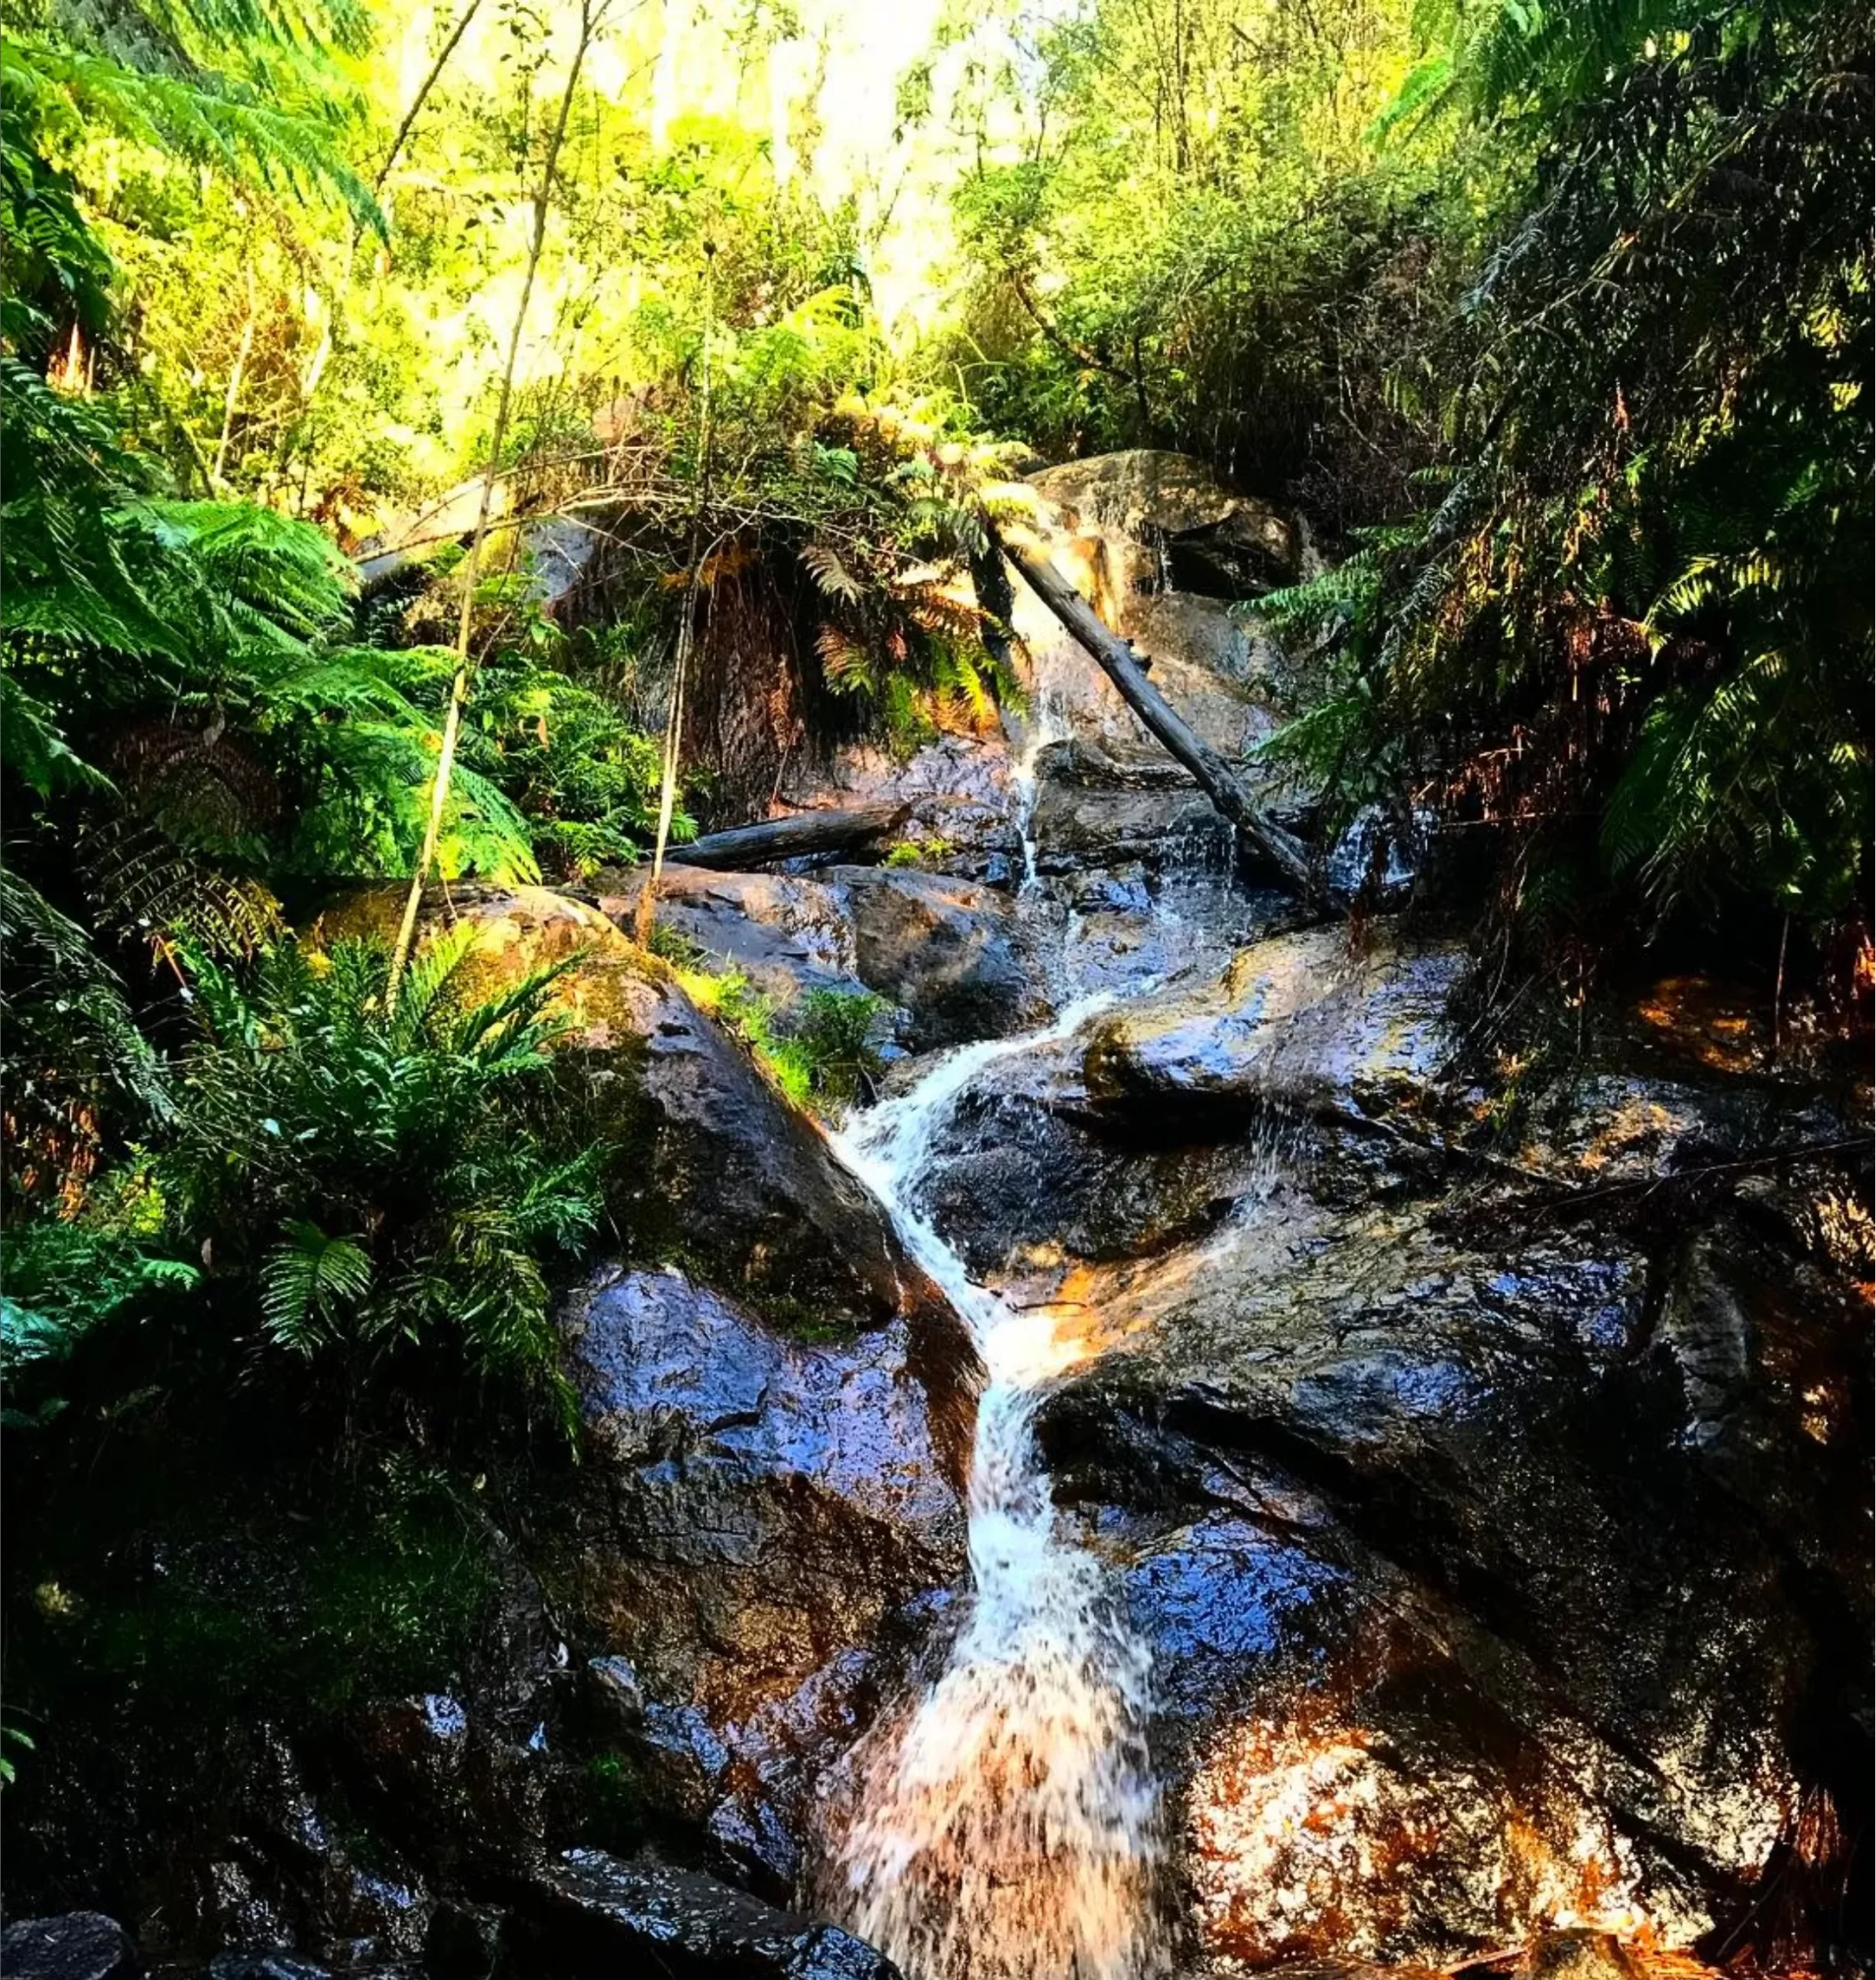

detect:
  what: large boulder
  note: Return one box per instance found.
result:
[1040,1173,1864,1969]
[1028,450,1301,595]
[822,866,1053,1050]
[311,885,975,1344]
[1080,924,1468,1140]
[510,1849,899,1978]
[561,1266,967,1889]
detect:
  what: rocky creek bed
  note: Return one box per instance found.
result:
[3,454,1867,1980]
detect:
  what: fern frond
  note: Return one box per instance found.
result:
[801,543,864,601]
[260,1219,373,1351]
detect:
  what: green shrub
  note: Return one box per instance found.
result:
[150,928,600,1429]
[678,964,886,1113]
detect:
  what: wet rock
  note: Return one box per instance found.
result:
[1118,592,1280,756]
[1037,1157,1861,1965]
[909,1046,1250,1278]
[1028,780,1232,877]
[513,1848,899,1978]
[563,1268,967,1870]
[424,1903,506,1980]
[315,882,964,1333]
[779,736,1022,883]
[0,1914,138,1980]
[592,867,862,1009]
[1324,804,1433,906]
[1080,924,1466,1140]
[823,866,1052,1050]
[206,1957,355,1980]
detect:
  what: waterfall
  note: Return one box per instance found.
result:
[824,999,1168,1980]
[1012,691,1068,898]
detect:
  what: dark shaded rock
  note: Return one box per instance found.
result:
[909,1047,1249,1278]
[513,1849,899,1978]
[0,1914,138,1980]
[561,1268,967,1877]
[823,866,1052,1050]
[424,1902,506,1980]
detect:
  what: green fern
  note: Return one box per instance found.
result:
[261,1220,374,1351]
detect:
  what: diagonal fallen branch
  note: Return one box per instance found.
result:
[991,517,1322,900]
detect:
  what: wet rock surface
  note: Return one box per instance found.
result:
[829,910,1868,1973]
[0,1914,139,1980]
[591,865,863,1009]
[510,1848,900,1978]
[822,865,1053,1050]
[560,1266,968,1891]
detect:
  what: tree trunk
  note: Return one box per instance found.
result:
[993,521,1321,899]
[654,804,910,871]
[385,0,600,1009]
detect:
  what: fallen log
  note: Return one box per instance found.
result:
[660,803,910,871]
[994,521,1321,900]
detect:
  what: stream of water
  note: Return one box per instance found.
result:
[825,997,1168,1980]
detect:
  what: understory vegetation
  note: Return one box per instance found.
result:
[0,0,1867,1834]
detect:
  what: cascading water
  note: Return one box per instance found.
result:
[824,999,1167,1980]
[1012,691,1069,898]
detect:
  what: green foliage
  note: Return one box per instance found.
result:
[3,927,599,1432]
[459,609,680,881]
[0,1723,36,1788]
[939,0,1462,527]
[157,930,599,1419]
[0,865,171,1209]
[885,835,958,869]
[69,1460,502,1715]
[0,1193,201,1424]
[678,963,886,1113]
[0,0,383,273]
[1267,0,1872,932]
[786,986,890,1108]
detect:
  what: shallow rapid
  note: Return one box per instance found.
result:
[824,999,1168,1980]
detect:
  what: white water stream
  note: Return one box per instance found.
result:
[825,996,1168,1980]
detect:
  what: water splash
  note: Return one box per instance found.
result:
[824,1002,1168,1980]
